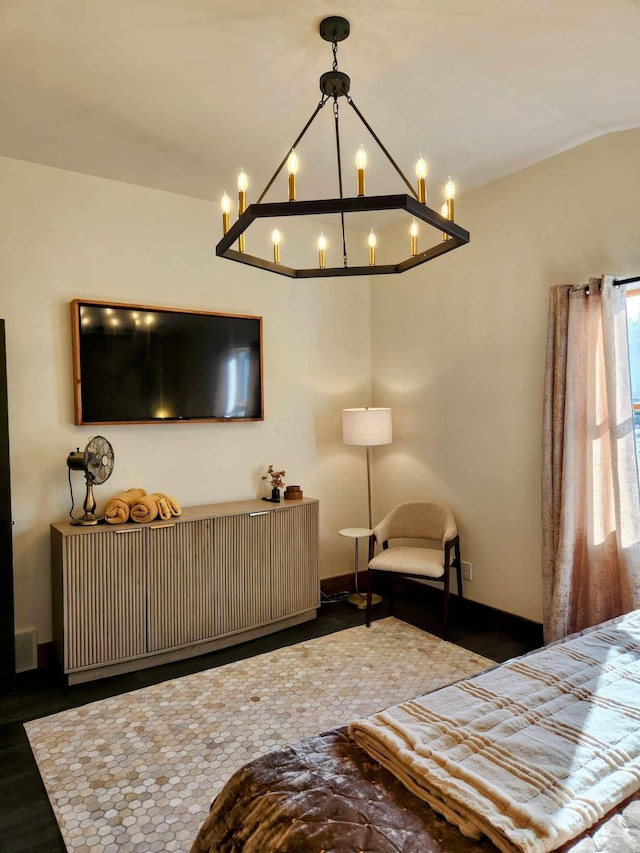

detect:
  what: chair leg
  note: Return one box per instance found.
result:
[387,574,394,616]
[443,540,452,640]
[442,566,450,639]
[454,535,463,601]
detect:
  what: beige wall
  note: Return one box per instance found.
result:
[0,156,373,643]
[5,128,640,642]
[371,129,640,622]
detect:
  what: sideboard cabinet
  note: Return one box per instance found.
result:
[51,498,319,684]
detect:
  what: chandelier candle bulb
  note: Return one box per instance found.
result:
[356,146,367,197]
[416,156,427,204]
[287,149,298,201]
[272,228,281,264]
[368,229,376,266]
[445,177,455,221]
[237,170,248,214]
[221,192,231,235]
[410,219,419,256]
[318,232,327,269]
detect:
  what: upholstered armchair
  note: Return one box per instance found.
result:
[366,501,462,637]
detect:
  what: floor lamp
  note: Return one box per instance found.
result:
[342,407,392,608]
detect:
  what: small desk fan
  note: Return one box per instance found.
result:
[66,435,115,526]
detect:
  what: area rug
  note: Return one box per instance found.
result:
[26,618,493,853]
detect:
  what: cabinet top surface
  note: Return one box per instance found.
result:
[51,497,318,536]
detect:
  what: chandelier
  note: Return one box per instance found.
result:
[216,16,470,278]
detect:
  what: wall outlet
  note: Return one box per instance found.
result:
[462,561,472,581]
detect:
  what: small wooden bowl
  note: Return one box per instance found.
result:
[284,485,303,500]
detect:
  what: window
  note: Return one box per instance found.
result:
[626,290,640,466]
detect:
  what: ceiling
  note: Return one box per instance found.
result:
[2,0,640,208]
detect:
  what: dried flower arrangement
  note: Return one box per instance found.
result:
[262,464,286,490]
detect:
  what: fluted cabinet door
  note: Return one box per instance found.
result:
[212,511,272,635]
[270,502,320,620]
[63,527,147,670]
[146,519,214,651]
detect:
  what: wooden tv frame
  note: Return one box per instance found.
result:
[71,299,264,425]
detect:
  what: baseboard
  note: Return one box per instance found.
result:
[320,572,358,595]
[321,572,543,645]
[457,595,542,632]
[37,641,54,669]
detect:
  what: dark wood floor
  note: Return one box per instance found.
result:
[0,585,542,853]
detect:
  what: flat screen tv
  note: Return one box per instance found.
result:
[71,299,263,424]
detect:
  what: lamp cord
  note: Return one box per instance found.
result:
[68,466,76,521]
[321,589,351,603]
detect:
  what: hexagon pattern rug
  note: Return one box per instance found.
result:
[25,617,494,852]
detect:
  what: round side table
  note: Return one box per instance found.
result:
[338,527,382,610]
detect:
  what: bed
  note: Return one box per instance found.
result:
[190,612,640,853]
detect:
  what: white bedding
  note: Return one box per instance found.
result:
[349,610,640,853]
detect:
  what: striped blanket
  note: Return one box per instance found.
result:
[349,610,640,853]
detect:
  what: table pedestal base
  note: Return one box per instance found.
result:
[338,527,383,612]
[347,591,382,610]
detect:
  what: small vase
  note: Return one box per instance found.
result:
[271,487,281,502]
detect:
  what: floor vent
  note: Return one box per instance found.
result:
[15,628,38,672]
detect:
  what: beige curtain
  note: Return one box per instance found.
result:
[542,275,640,642]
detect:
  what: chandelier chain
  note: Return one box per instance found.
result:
[332,96,348,267]
[332,38,338,72]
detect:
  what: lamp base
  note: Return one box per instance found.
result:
[347,592,382,610]
[71,514,100,526]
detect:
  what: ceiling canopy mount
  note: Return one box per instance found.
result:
[319,16,350,43]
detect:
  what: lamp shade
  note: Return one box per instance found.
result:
[343,408,392,447]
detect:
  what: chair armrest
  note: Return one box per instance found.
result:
[368,534,388,561]
[442,523,457,543]
[443,534,459,566]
